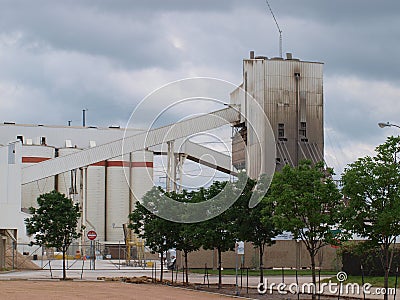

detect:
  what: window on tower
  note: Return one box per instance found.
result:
[300,122,308,142]
[278,123,287,141]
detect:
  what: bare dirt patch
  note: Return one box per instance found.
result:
[0,280,236,300]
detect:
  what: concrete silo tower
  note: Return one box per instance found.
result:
[231,51,324,177]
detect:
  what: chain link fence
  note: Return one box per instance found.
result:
[7,241,153,271]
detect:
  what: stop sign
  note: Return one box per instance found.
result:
[87,230,97,241]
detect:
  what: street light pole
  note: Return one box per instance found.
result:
[378,122,400,129]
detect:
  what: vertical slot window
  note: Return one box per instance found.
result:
[299,122,306,137]
[278,123,286,141]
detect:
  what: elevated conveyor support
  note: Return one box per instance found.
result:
[22,107,240,184]
[151,139,236,176]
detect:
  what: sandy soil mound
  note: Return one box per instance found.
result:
[5,248,40,270]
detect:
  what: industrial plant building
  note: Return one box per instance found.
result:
[231,51,324,175]
[0,52,330,270]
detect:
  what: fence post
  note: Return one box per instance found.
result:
[394,266,398,300]
[41,246,44,269]
[175,264,178,283]
[361,264,365,300]
[296,269,299,300]
[81,257,84,279]
[151,262,154,283]
[118,241,121,270]
[246,268,249,294]
[49,260,53,279]
[240,263,243,289]
[318,269,321,300]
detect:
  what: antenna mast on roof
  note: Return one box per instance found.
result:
[265,0,283,58]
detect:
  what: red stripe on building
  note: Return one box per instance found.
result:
[131,162,153,168]
[22,157,51,163]
[22,158,153,167]
[90,161,107,167]
[100,161,153,167]
[107,161,131,167]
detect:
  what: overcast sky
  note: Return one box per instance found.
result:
[1,0,399,175]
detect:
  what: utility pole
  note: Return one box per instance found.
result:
[82,109,87,127]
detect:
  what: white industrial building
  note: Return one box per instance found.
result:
[0,123,235,244]
[0,108,238,270]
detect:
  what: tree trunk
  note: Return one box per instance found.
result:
[62,248,66,280]
[383,246,390,300]
[218,247,222,289]
[184,250,189,284]
[160,252,164,282]
[259,244,264,283]
[310,251,316,300]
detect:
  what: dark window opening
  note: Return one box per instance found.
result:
[16,135,23,143]
[40,137,46,145]
[278,123,287,141]
[278,123,285,137]
[299,122,307,137]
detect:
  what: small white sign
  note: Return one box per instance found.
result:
[236,241,245,255]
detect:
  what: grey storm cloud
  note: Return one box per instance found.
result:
[0,0,399,173]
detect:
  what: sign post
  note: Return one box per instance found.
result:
[235,241,245,296]
[87,230,97,270]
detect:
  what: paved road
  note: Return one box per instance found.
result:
[1,259,329,286]
[1,260,397,299]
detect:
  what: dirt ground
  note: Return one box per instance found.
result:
[0,280,236,300]
[195,285,340,300]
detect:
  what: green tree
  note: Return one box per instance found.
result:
[128,187,176,282]
[342,136,400,300]
[266,160,343,299]
[198,181,237,288]
[167,190,202,284]
[25,190,83,280]
[174,223,201,284]
[236,176,281,283]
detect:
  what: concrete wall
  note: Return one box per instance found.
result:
[176,240,340,270]
[0,143,29,244]
[0,235,5,269]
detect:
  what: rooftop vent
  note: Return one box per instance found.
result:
[249,50,255,59]
[65,140,73,148]
[286,53,293,60]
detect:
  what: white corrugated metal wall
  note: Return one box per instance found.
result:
[86,161,106,241]
[106,154,130,242]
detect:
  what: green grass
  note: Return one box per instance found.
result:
[189,268,337,276]
[322,276,400,288]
